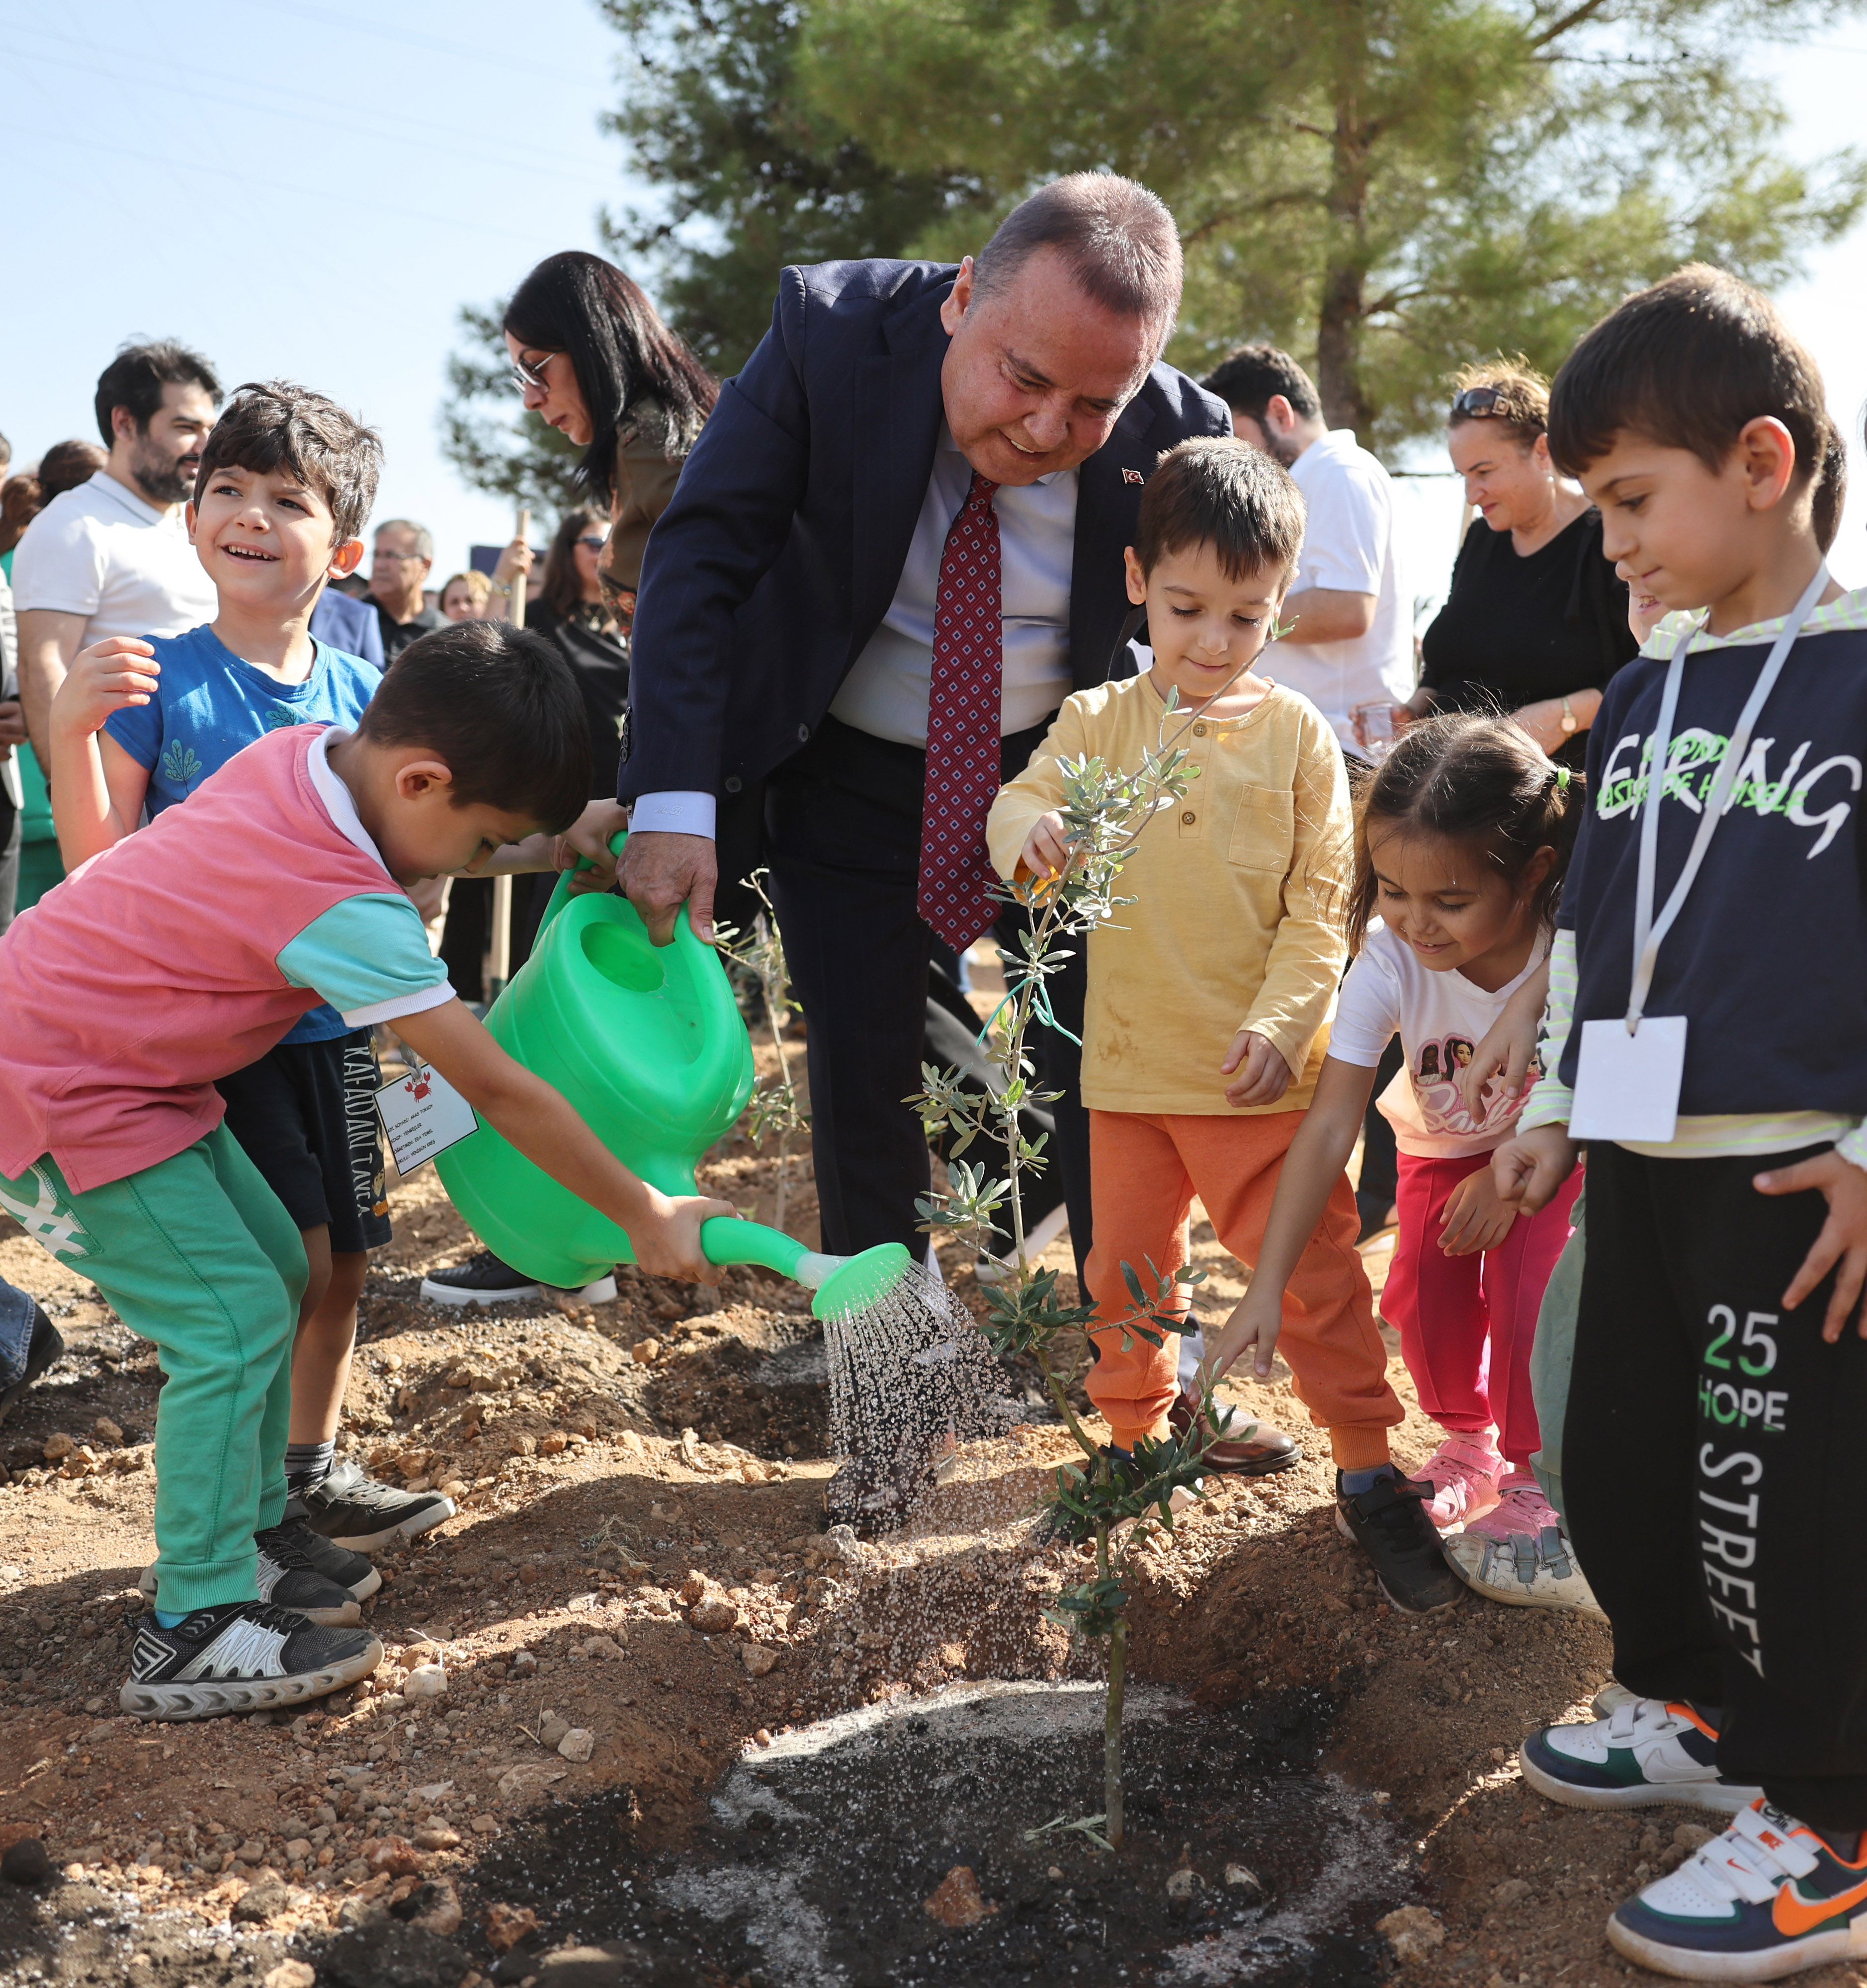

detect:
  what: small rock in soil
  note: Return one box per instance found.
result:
[485,1901,540,1952]
[741,1643,778,1676]
[539,1713,571,1749]
[1165,1867,1201,1902]
[319,1922,472,1988]
[1223,1862,1265,1897]
[365,1834,422,1877]
[689,1597,740,1634]
[0,1837,51,1884]
[924,1865,996,1927]
[558,1727,596,1762]
[231,1878,294,1924]
[1377,1905,1445,1963]
[262,1964,315,1988]
[404,1662,447,1698]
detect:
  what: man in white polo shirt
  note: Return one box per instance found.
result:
[1202,343,1411,753]
[12,340,222,760]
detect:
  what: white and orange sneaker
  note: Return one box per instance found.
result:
[1413,1431,1504,1531]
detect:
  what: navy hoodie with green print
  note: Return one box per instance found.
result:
[1557,592,1867,1117]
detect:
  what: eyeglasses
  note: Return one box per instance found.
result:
[1451,385,1505,418]
[510,350,557,394]
[575,534,607,550]
[373,548,424,564]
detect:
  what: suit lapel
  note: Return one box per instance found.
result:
[1068,389,1161,687]
[849,283,951,663]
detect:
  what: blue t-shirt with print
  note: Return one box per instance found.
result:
[106,622,382,1042]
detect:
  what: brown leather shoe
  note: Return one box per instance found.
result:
[1168,1390,1301,1476]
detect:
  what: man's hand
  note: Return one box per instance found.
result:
[50,637,160,739]
[630,1188,735,1284]
[1492,1124,1579,1217]
[618,829,718,946]
[555,799,630,894]
[1018,809,1073,879]
[1440,1166,1518,1256]
[1754,1151,1867,1341]
[1222,1029,1292,1109]
[0,698,23,763]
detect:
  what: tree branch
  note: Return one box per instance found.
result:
[1530,0,1621,51]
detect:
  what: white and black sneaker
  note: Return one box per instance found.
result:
[122,1602,381,1722]
[420,1249,617,1309]
[138,1515,379,1613]
[299,1456,456,1553]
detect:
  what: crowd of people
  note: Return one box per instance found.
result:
[0,166,1864,1980]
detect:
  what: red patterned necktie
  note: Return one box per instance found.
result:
[918,469,1002,950]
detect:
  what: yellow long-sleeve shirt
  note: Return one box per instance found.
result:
[986,674,1353,1115]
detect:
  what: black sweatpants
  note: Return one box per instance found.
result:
[765,715,1092,1280]
[1568,1139,1867,1829]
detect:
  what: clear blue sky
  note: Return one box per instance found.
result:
[5,0,1866,597]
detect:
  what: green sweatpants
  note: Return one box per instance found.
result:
[0,1127,307,1611]
[1528,1185,1584,1533]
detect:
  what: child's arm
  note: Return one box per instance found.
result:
[1457,959,1550,1124]
[1197,1053,1380,1385]
[1226,717,1355,1098]
[47,637,158,868]
[393,997,735,1283]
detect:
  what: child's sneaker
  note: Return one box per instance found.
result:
[1335,1469,1466,1614]
[0,1299,64,1428]
[122,1601,381,1722]
[1443,1479,1604,1616]
[298,1456,456,1552]
[1521,1697,1764,1813]
[138,1515,379,1612]
[1607,1799,1867,1978]
[420,1249,616,1309]
[1413,1432,1504,1531]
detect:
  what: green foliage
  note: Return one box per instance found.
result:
[772,0,1863,448]
[593,0,994,375]
[438,302,588,523]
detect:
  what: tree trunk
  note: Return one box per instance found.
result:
[1315,0,1373,434]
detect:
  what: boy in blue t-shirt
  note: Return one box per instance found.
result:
[46,381,446,1620]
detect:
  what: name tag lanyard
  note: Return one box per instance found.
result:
[1570,564,1829,1143]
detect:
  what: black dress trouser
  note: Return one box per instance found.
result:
[765,715,1092,1282]
[1568,1139,1867,1828]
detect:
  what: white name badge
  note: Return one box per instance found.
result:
[1569,1015,1689,1144]
[374,1064,479,1175]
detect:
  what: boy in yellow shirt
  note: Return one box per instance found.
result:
[988,437,1457,1614]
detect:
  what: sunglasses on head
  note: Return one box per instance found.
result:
[1451,385,1505,418]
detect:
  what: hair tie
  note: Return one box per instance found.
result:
[1552,764,1571,791]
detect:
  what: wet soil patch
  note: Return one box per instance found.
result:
[460,1679,1417,1987]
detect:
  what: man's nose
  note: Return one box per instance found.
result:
[1022,400,1071,452]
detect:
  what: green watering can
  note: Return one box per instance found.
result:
[433,836,912,1320]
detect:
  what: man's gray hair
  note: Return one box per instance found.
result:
[972,173,1183,335]
[375,517,434,562]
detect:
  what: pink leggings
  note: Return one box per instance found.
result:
[1381,1150,1582,1468]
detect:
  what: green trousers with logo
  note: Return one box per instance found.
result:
[0,1127,306,1611]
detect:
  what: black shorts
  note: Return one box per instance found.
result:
[215,1028,393,1252]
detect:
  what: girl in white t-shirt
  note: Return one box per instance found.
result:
[1197,715,1588,1608]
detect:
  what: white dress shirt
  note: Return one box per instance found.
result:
[1271,430,1413,750]
[631,427,1078,839]
[9,470,216,641]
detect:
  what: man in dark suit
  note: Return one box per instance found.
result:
[616,174,1230,1275]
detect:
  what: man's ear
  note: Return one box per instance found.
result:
[1266,394,1295,435]
[1123,546,1148,607]
[393,757,455,802]
[939,257,976,336]
[1735,416,1800,513]
[329,537,365,580]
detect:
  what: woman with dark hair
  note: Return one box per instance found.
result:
[502,251,717,612]
[526,508,630,799]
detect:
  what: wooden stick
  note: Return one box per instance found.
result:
[510,505,530,628]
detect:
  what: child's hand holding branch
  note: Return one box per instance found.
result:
[1018,809,1074,880]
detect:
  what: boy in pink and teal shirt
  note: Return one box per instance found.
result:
[0,625,731,1720]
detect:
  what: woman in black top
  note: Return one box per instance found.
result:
[525,508,630,797]
[1412,362,1639,768]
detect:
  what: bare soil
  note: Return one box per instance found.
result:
[0,1029,1847,1988]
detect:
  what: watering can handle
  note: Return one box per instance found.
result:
[538,828,629,937]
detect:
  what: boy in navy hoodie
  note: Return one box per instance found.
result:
[1493,265,1867,1979]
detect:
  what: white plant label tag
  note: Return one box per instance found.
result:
[1569,1015,1688,1145]
[374,1064,478,1175]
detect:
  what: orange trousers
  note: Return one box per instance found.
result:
[1084,1108,1403,1463]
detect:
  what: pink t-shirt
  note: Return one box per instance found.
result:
[0,725,452,1193]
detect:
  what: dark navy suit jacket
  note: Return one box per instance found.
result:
[309,587,386,670]
[618,258,1232,804]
